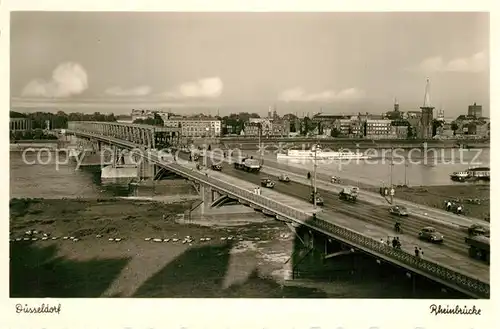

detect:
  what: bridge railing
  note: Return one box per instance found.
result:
[68,129,490,298]
[164,161,310,221]
[309,218,489,298]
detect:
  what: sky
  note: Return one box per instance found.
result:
[10,12,489,117]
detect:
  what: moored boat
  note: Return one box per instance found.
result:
[276,145,371,160]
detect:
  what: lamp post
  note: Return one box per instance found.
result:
[404,157,408,186]
[258,123,263,165]
[390,147,394,204]
[313,141,318,208]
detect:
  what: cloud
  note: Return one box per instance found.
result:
[21,62,88,98]
[278,87,365,102]
[105,85,152,96]
[162,77,223,99]
[411,51,487,73]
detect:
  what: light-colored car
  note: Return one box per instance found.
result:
[339,186,358,202]
[331,176,341,183]
[278,174,290,182]
[418,226,444,243]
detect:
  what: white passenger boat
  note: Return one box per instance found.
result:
[276,145,371,160]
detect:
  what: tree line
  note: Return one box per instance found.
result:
[10,110,117,130]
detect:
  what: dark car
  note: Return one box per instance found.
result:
[211,164,222,171]
[389,205,409,216]
[260,178,275,188]
[467,224,490,237]
[418,226,444,243]
[309,192,324,206]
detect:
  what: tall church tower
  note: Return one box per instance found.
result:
[419,78,434,139]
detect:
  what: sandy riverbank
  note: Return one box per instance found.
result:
[9,198,296,297]
[9,198,462,298]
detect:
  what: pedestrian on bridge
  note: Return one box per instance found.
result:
[307,172,311,180]
[414,246,420,258]
[391,237,397,248]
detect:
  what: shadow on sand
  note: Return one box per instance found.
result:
[133,241,326,298]
[10,242,130,298]
[10,217,468,298]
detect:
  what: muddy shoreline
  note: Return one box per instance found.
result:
[9,198,465,298]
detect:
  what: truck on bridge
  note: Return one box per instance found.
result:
[234,156,261,173]
[465,235,490,264]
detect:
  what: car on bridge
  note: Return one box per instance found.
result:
[211,164,222,171]
[418,226,444,243]
[261,178,276,188]
[389,205,409,217]
[309,192,324,206]
[278,174,290,182]
[330,175,341,183]
[339,186,358,202]
[467,224,490,237]
[465,235,490,264]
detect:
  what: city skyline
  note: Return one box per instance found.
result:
[10,12,489,116]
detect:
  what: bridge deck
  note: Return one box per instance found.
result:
[180,161,319,214]
[216,150,487,229]
[178,160,489,283]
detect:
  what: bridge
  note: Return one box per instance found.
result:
[65,121,490,298]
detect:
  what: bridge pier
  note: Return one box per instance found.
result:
[289,226,356,280]
[186,184,256,220]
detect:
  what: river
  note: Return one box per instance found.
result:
[269,148,490,187]
[9,151,128,199]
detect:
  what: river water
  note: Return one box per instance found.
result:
[271,148,490,187]
[9,151,124,199]
[10,147,490,198]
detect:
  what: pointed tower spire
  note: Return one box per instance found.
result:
[419,77,435,139]
[423,77,431,107]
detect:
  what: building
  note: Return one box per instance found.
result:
[311,113,347,123]
[435,109,445,122]
[10,117,32,131]
[271,120,290,136]
[435,120,455,139]
[164,117,221,138]
[243,118,290,137]
[475,122,490,138]
[468,103,482,118]
[333,119,352,135]
[131,109,155,122]
[391,125,409,139]
[365,119,392,138]
[419,78,434,139]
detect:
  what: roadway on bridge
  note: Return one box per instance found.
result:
[179,153,488,271]
[186,153,470,252]
[243,150,487,225]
